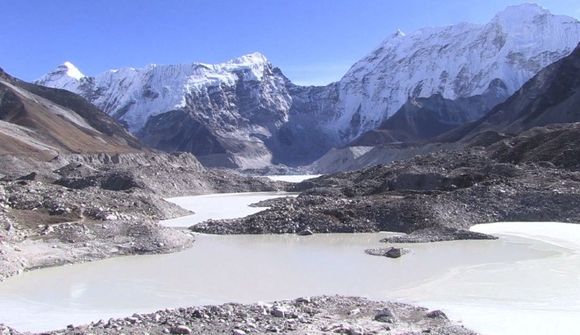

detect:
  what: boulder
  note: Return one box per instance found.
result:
[170,325,192,334]
[365,247,410,259]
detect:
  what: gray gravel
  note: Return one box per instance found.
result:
[0,152,284,282]
[20,296,477,335]
[191,150,580,242]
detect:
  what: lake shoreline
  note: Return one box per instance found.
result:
[2,175,580,334]
[2,220,578,334]
[1,296,477,335]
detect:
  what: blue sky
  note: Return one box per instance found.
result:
[1,0,579,85]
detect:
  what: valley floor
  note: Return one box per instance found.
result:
[1,146,580,334]
[2,190,580,334]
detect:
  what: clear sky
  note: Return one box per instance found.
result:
[1,0,579,85]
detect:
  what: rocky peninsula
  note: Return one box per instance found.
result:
[1,296,476,335]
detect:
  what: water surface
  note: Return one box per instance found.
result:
[0,233,552,332]
[161,192,296,227]
[265,175,321,183]
[1,191,579,335]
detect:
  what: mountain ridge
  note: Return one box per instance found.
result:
[335,3,580,139]
[0,68,142,159]
[442,42,580,142]
[35,3,580,168]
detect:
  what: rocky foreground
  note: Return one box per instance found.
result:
[192,125,580,242]
[0,296,476,335]
[0,152,284,281]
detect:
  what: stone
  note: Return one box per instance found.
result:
[348,327,364,335]
[271,306,287,318]
[385,247,404,258]
[297,228,314,236]
[170,325,192,334]
[17,172,37,181]
[125,317,138,324]
[365,247,410,258]
[295,297,311,304]
[374,308,395,323]
[426,310,448,319]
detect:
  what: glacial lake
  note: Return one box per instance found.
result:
[161,174,314,227]
[0,188,578,335]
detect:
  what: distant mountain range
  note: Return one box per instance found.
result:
[34,3,580,168]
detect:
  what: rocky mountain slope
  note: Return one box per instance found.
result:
[0,69,285,282]
[312,42,580,174]
[0,69,142,160]
[194,126,580,240]
[36,4,580,168]
[488,123,580,169]
[335,4,580,140]
[37,54,337,168]
[444,42,580,142]
[351,80,508,146]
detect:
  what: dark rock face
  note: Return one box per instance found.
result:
[140,110,227,157]
[352,80,508,146]
[446,44,580,142]
[136,65,338,168]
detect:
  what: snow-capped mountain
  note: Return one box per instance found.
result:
[334,3,580,140]
[38,53,276,133]
[37,53,314,168]
[37,3,580,168]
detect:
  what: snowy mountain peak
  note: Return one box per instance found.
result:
[35,52,280,133]
[493,3,550,21]
[43,61,85,81]
[392,28,406,38]
[36,61,85,92]
[35,4,580,167]
[227,52,269,66]
[61,61,85,80]
[335,3,580,141]
[213,52,271,81]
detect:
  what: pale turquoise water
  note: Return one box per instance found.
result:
[0,232,552,332]
[0,191,578,335]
